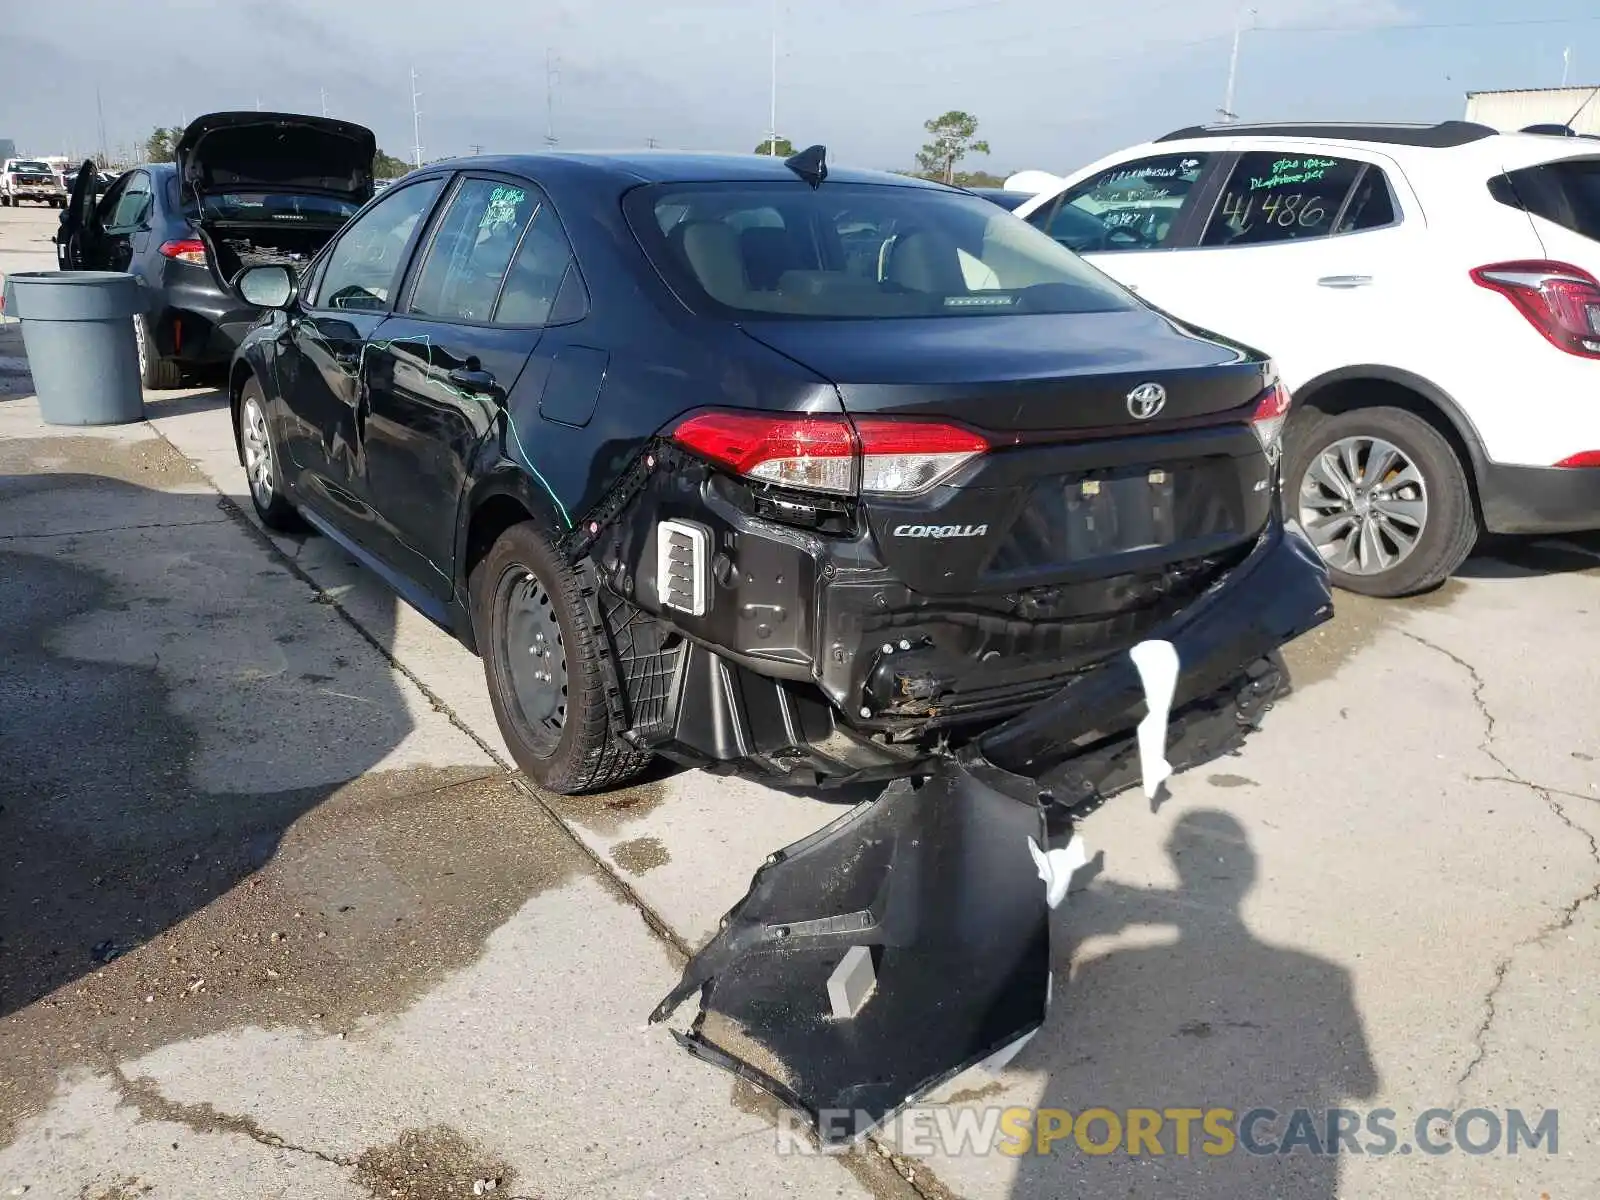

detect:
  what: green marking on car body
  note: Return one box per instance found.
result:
[291,328,572,528]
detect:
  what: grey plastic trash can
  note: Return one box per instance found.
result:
[4,270,145,426]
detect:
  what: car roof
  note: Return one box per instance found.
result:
[419,150,949,190]
[1156,120,1499,149]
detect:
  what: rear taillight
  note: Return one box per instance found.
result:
[1555,450,1600,468]
[159,238,208,266]
[670,411,989,496]
[1472,260,1600,359]
[1249,380,1292,460]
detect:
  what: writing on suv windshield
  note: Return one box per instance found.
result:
[630,182,1135,320]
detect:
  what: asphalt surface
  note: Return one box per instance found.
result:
[2,203,1598,1199]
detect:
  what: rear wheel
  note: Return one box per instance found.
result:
[133,314,182,390]
[1287,405,1477,598]
[236,377,305,532]
[472,521,653,795]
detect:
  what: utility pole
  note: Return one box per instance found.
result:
[411,66,424,167]
[768,0,778,154]
[468,143,483,156]
[545,50,559,148]
[1562,46,1572,87]
[95,86,109,166]
[646,136,659,149]
[320,88,328,117]
[1219,7,1255,123]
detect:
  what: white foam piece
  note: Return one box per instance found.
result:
[1129,639,1180,798]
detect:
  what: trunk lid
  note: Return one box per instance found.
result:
[738,308,1268,432]
[740,310,1278,596]
[175,111,376,204]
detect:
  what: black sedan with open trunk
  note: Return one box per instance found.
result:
[225,145,1331,804]
[56,111,374,388]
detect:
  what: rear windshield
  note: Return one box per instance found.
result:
[627,181,1136,319]
[9,161,52,174]
[167,177,359,224]
[1491,157,1600,242]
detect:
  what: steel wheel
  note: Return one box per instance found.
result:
[500,571,569,755]
[240,394,276,509]
[1298,435,1429,577]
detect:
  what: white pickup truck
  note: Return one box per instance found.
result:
[1,159,68,208]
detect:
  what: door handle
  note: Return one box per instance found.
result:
[1317,275,1373,289]
[447,367,497,393]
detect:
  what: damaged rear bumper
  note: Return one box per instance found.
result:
[650,523,1332,1144]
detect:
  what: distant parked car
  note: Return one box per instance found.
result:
[964,187,1034,211]
[1015,120,1600,597]
[1,158,67,207]
[55,111,375,388]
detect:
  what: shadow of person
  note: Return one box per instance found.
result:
[1007,810,1377,1199]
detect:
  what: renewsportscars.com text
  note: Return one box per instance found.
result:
[778,1106,1560,1158]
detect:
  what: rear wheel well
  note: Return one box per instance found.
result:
[1290,375,1483,520]
[464,493,539,586]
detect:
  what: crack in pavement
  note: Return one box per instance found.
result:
[0,516,232,540]
[1400,630,1600,1094]
[110,1062,355,1170]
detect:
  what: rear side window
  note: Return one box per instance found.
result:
[409,178,540,323]
[1491,158,1600,242]
[1028,153,1211,252]
[1201,153,1377,246]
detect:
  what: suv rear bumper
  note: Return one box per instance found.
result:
[1479,461,1600,536]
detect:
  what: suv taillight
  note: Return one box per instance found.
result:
[670,411,989,497]
[1472,260,1600,359]
[159,238,208,266]
[1249,380,1292,459]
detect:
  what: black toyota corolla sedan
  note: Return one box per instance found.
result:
[227,147,1332,798]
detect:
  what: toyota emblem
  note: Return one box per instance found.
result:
[1126,382,1167,420]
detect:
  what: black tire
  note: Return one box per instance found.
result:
[472,522,653,795]
[1285,405,1477,598]
[235,376,306,533]
[133,313,182,390]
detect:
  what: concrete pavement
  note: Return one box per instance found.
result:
[3,202,1598,1198]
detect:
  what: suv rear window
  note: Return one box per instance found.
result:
[628,181,1136,319]
[1491,157,1600,242]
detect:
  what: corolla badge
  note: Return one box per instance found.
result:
[891,523,989,539]
[1126,382,1167,420]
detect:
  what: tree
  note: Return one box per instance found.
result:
[373,149,412,179]
[754,136,796,157]
[144,126,184,163]
[915,111,989,185]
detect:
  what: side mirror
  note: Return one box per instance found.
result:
[235,264,296,309]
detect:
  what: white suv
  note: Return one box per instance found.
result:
[1013,121,1600,597]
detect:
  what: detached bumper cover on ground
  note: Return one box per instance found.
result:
[651,521,1334,1143]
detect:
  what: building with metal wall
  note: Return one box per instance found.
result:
[1465,87,1600,135]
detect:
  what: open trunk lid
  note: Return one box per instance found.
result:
[176,111,376,204]
[739,310,1280,595]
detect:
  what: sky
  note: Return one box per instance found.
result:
[4,0,1599,174]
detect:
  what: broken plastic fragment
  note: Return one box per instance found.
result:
[650,763,1051,1145]
[1027,834,1089,910]
[1129,639,1179,798]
